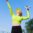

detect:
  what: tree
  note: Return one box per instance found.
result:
[25,19,33,33]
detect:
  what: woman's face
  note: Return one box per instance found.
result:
[16,10,22,16]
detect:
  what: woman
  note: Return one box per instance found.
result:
[6,0,30,33]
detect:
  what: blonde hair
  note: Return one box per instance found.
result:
[16,8,21,11]
[16,8,22,16]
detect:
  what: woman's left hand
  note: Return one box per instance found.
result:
[25,5,31,10]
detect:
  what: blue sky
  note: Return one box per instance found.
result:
[0,0,33,32]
